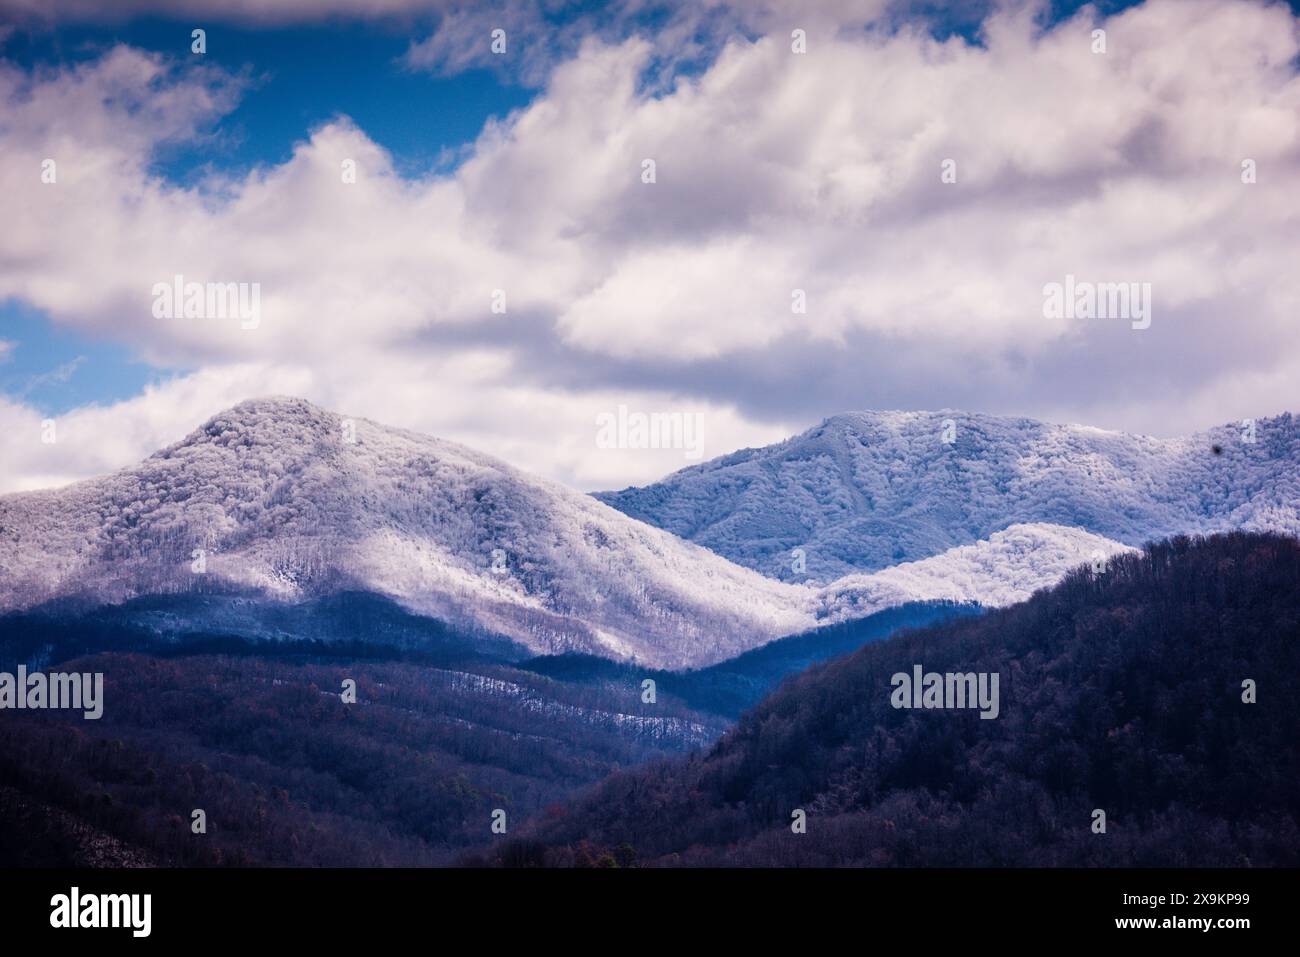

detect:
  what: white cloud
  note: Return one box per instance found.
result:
[0,366,306,493]
[2,0,1299,495]
[0,360,789,493]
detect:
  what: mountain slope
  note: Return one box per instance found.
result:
[0,398,817,669]
[0,648,727,866]
[509,532,1300,867]
[521,601,983,719]
[0,399,1133,669]
[813,523,1133,623]
[596,410,1300,580]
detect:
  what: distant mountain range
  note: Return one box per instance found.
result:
[597,410,1300,581]
[0,398,1142,669]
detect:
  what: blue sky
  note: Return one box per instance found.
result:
[4,19,534,181]
[1,0,1298,492]
[0,302,170,413]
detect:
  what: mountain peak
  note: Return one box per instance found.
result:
[225,394,330,418]
[598,408,1300,579]
[197,394,336,435]
[148,396,339,461]
[0,399,816,668]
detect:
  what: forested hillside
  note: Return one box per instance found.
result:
[521,601,981,719]
[504,533,1300,866]
[0,648,722,866]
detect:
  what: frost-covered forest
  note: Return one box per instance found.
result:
[0,398,1140,669]
[600,410,1300,580]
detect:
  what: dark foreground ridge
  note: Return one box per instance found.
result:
[0,595,958,865]
[0,648,723,866]
[490,532,1300,867]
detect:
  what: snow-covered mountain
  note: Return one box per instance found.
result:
[0,399,1135,668]
[0,398,813,668]
[814,523,1135,623]
[596,410,1300,581]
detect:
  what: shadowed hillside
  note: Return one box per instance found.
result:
[0,650,723,866]
[499,533,1300,867]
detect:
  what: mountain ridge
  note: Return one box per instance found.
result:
[596,408,1300,580]
[0,397,1136,669]
[0,397,810,668]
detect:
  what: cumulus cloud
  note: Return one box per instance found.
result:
[1,0,1299,495]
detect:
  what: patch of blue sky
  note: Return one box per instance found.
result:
[3,19,536,187]
[0,301,182,416]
